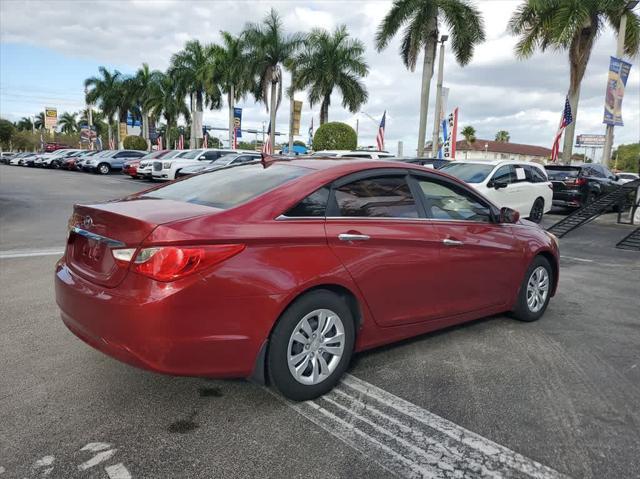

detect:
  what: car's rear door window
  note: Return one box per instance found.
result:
[143,164,310,209]
[332,176,419,218]
[284,187,330,217]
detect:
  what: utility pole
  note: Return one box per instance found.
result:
[431,35,448,158]
[602,0,638,164]
[355,119,359,147]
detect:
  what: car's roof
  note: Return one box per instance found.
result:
[275,158,431,173]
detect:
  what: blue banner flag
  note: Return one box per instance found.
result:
[233,107,242,138]
[603,56,632,126]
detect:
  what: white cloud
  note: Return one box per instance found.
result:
[1,0,639,153]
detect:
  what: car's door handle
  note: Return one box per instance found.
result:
[338,233,370,242]
[442,238,464,246]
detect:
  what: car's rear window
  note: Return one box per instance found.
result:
[142,163,310,209]
[545,167,580,180]
[440,163,495,183]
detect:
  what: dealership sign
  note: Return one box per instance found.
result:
[44,107,57,130]
[233,107,242,138]
[576,134,605,147]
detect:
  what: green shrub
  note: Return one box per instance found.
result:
[312,122,357,151]
[123,135,148,151]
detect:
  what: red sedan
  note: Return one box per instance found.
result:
[55,158,559,400]
[122,159,140,178]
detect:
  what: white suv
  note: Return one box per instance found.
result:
[439,160,553,223]
[152,149,243,181]
[311,150,395,160]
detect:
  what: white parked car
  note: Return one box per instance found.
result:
[439,160,553,223]
[311,150,395,160]
[139,150,187,179]
[41,149,83,168]
[616,172,639,184]
[152,148,246,181]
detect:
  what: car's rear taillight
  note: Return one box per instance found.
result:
[112,244,245,281]
[567,177,587,187]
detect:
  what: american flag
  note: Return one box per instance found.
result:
[376,111,386,151]
[262,122,272,155]
[550,96,573,162]
[308,117,314,147]
[203,133,208,149]
[108,136,115,150]
[232,128,238,149]
[177,133,184,150]
[157,136,162,150]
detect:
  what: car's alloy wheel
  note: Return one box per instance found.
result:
[512,256,553,322]
[287,309,345,386]
[526,266,549,313]
[529,198,544,223]
[98,163,110,175]
[268,290,355,401]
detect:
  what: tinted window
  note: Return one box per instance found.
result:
[311,152,338,157]
[492,165,515,184]
[143,164,309,209]
[202,151,224,161]
[417,179,492,222]
[284,187,330,217]
[334,176,419,218]
[342,154,373,159]
[545,167,580,180]
[440,163,494,183]
[529,165,548,182]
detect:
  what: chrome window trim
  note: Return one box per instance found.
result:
[275,215,495,225]
[71,227,126,248]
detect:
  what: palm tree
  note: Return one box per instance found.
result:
[170,40,222,148]
[79,109,109,138]
[146,72,190,149]
[16,117,34,131]
[211,32,255,145]
[461,125,476,144]
[34,112,45,130]
[376,0,485,156]
[293,25,369,125]
[509,0,640,163]
[495,130,510,142]
[133,63,162,148]
[58,112,78,134]
[85,67,122,148]
[244,9,303,149]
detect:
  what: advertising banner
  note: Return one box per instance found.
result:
[576,134,605,147]
[441,108,458,159]
[119,122,128,139]
[79,124,97,142]
[233,107,243,138]
[603,56,632,126]
[126,112,141,127]
[44,107,57,130]
[292,100,303,135]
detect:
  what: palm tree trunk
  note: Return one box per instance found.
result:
[561,84,581,164]
[116,108,123,150]
[417,21,437,157]
[228,87,235,146]
[320,97,330,125]
[189,93,196,149]
[107,122,112,151]
[269,81,277,151]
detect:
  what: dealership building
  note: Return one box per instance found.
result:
[455,140,553,163]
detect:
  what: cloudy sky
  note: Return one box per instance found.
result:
[1,0,639,156]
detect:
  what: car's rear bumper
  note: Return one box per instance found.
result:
[552,190,584,208]
[55,259,280,378]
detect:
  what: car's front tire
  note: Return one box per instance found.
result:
[97,163,111,175]
[529,198,545,223]
[268,290,355,401]
[512,256,553,322]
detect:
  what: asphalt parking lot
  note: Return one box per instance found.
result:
[1,166,639,479]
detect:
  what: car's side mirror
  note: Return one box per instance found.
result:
[499,207,520,224]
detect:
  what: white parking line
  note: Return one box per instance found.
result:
[0,249,64,259]
[283,374,567,478]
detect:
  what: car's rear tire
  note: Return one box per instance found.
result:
[529,198,544,223]
[512,256,553,322]
[268,290,355,401]
[97,163,111,175]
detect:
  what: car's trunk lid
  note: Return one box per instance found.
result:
[545,166,581,191]
[66,198,217,287]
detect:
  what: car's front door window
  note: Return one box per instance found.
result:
[491,165,515,185]
[415,178,492,222]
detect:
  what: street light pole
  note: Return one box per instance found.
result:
[431,35,448,158]
[602,0,638,165]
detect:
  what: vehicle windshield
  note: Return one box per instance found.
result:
[545,166,580,180]
[211,154,239,166]
[177,150,203,159]
[142,163,310,209]
[162,150,186,159]
[440,163,495,183]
